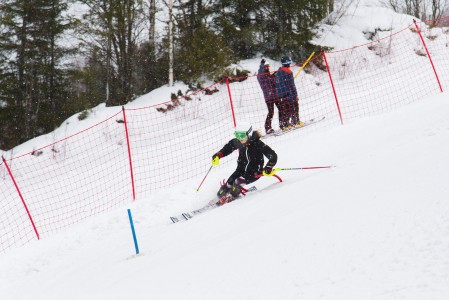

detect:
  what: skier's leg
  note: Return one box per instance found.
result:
[265,100,275,133]
[291,98,299,126]
[278,99,288,129]
[274,99,282,129]
[229,173,260,197]
[218,170,243,197]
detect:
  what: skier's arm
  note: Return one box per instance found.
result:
[258,63,264,75]
[212,139,238,165]
[275,71,284,98]
[261,143,277,168]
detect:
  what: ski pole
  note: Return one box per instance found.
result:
[256,171,283,182]
[275,166,335,171]
[196,165,213,192]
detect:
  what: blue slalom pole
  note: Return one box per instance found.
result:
[127,209,140,255]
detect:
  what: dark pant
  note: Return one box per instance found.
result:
[226,169,260,186]
[282,97,299,126]
[265,99,282,131]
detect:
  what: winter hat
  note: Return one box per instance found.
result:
[281,56,292,66]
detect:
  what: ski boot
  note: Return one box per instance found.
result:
[217,182,231,198]
[230,183,242,198]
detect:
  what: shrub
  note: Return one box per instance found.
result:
[78,110,89,121]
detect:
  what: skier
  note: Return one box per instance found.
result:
[257,59,283,134]
[211,122,277,203]
[275,56,303,130]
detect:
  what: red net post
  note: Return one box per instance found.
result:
[413,19,444,92]
[226,77,237,127]
[122,106,136,200]
[322,51,344,125]
[2,156,40,241]
[420,17,449,90]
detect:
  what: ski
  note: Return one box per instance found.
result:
[264,116,326,138]
[170,186,257,223]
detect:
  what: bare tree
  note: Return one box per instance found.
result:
[387,0,401,12]
[431,0,448,21]
[149,0,156,51]
[79,0,146,106]
[413,0,421,17]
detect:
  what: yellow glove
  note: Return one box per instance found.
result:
[262,166,277,176]
[212,154,220,166]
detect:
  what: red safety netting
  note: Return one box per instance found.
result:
[124,81,237,197]
[1,19,448,253]
[0,111,133,252]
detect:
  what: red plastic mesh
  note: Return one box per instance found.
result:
[1,19,448,253]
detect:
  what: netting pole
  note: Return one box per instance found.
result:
[225,78,237,127]
[2,156,40,240]
[322,51,344,125]
[122,107,136,201]
[413,19,443,92]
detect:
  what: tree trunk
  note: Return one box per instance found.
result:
[168,0,174,86]
[328,0,334,14]
[149,0,156,57]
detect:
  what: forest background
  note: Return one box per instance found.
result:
[0,0,447,150]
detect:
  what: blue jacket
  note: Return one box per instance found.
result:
[257,64,278,102]
[275,66,297,102]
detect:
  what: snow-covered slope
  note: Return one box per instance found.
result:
[1,92,448,299]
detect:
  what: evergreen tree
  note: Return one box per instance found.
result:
[213,0,262,60]
[212,0,330,61]
[176,23,232,83]
[0,0,75,150]
[175,0,232,83]
[134,40,169,95]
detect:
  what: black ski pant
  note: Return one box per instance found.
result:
[282,97,299,126]
[226,169,260,187]
[265,99,282,131]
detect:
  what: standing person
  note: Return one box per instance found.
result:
[211,122,277,203]
[257,59,283,134]
[275,56,303,130]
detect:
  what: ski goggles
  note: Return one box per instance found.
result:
[234,131,248,140]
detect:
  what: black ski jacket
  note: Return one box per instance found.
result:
[217,131,277,177]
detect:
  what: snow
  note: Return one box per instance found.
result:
[1,92,449,299]
[313,0,415,50]
[2,1,449,299]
